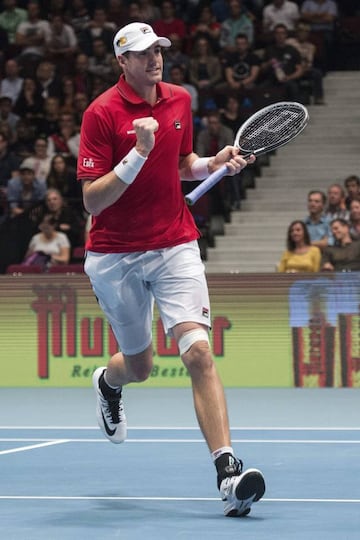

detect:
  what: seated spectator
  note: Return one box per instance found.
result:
[67,0,91,38]
[0,59,24,105]
[87,38,114,83]
[73,52,94,98]
[20,138,52,185]
[278,220,321,272]
[72,92,89,127]
[59,77,77,114]
[215,33,261,103]
[300,0,338,73]
[47,112,80,164]
[127,1,143,24]
[153,0,186,41]
[0,0,27,46]
[188,4,221,53]
[162,32,189,82]
[10,119,35,161]
[286,20,325,104]
[35,96,61,138]
[13,77,44,122]
[107,57,123,86]
[169,64,199,115]
[349,199,360,241]
[15,1,51,76]
[23,213,70,269]
[196,110,235,215]
[304,189,333,249]
[138,0,161,24]
[344,174,360,209]
[188,36,222,113]
[46,154,82,209]
[259,23,303,102]
[321,218,360,271]
[0,131,21,191]
[219,0,254,52]
[44,14,78,76]
[78,6,116,56]
[211,0,230,23]
[219,95,244,134]
[108,0,129,27]
[7,161,46,218]
[324,183,350,222]
[262,0,300,39]
[34,187,84,247]
[0,96,20,134]
[35,61,63,101]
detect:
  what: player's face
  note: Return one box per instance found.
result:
[121,44,164,88]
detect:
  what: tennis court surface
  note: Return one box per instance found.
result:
[1,387,359,539]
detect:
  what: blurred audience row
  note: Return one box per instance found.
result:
[0,0,358,274]
[278,175,360,273]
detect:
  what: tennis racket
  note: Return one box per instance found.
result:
[185,101,309,206]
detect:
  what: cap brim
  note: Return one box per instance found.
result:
[127,36,171,52]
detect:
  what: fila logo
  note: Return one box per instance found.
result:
[174,120,181,130]
[83,157,95,168]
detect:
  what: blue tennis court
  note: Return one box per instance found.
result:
[1,388,359,540]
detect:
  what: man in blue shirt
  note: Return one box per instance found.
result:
[304,189,333,248]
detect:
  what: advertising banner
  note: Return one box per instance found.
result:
[1,273,360,387]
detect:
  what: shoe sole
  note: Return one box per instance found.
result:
[227,469,266,517]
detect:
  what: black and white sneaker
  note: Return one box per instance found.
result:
[220,463,265,517]
[92,367,127,444]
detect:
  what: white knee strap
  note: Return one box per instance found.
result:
[178,328,209,356]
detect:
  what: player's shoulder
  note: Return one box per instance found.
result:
[86,85,119,114]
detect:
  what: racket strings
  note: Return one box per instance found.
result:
[238,109,307,153]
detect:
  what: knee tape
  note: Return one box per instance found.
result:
[178,328,209,356]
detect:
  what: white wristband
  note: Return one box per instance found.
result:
[191,157,210,180]
[113,147,147,185]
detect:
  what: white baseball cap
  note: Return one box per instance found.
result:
[113,22,171,56]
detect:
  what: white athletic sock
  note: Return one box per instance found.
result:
[103,371,122,392]
[211,446,234,462]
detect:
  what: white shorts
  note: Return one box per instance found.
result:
[84,241,211,355]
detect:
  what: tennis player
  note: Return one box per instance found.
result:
[77,21,265,517]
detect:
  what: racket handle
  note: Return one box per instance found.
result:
[185,165,228,206]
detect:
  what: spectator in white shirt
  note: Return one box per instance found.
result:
[263,0,300,34]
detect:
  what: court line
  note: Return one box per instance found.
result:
[1,438,360,444]
[0,495,359,504]
[0,440,69,456]
[1,426,360,431]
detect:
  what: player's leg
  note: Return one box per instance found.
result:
[173,322,265,517]
[85,251,154,443]
[152,242,265,516]
[93,346,153,443]
[172,322,231,450]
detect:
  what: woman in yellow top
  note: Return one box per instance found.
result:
[278,220,321,272]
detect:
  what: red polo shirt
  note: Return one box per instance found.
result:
[77,75,200,253]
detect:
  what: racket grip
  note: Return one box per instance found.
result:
[185,165,228,205]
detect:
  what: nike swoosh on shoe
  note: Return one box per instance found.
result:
[101,412,117,436]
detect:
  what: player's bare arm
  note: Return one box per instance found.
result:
[179,148,254,181]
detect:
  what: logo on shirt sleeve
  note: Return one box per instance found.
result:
[83,157,95,168]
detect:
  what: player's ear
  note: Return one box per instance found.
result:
[118,55,127,68]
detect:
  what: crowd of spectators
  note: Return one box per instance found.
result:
[0,0,358,272]
[277,175,360,273]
